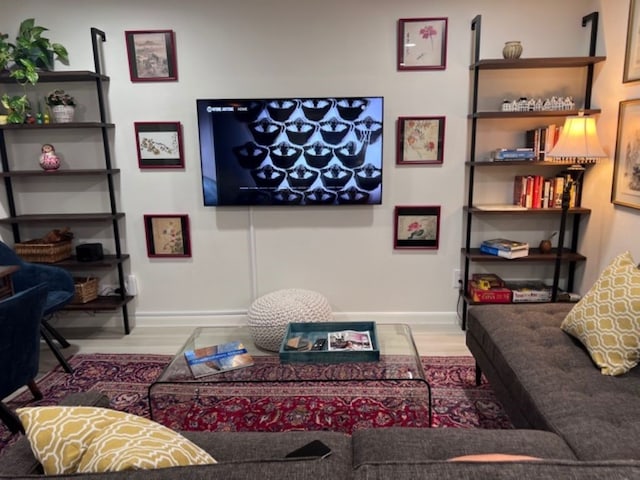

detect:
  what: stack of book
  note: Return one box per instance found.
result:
[467,273,512,303]
[489,148,536,162]
[479,238,529,259]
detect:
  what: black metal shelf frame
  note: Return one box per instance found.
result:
[0,28,132,333]
[460,12,604,330]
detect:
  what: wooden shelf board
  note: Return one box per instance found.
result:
[64,295,133,311]
[0,213,125,224]
[470,109,601,119]
[471,56,606,70]
[462,247,586,262]
[466,206,591,215]
[50,254,130,269]
[0,70,109,83]
[0,169,120,177]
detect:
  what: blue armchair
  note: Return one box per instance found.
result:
[0,242,76,373]
[0,283,48,433]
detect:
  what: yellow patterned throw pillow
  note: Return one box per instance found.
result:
[16,406,216,474]
[561,251,640,376]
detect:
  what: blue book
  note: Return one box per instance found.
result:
[480,244,529,259]
[481,238,529,251]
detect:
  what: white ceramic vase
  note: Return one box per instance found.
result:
[51,105,75,123]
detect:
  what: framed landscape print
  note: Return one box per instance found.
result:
[611,99,640,210]
[397,18,448,71]
[397,116,445,165]
[144,214,191,257]
[125,30,178,82]
[135,122,184,169]
[624,0,640,83]
[394,206,441,250]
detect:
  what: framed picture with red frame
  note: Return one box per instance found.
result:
[396,116,445,165]
[394,205,441,250]
[135,122,184,169]
[144,214,191,258]
[125,29,178,82]
[397,18,448,71]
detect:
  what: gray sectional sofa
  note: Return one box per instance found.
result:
[1,303,639,478]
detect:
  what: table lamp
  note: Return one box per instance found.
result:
[546,112,607,300]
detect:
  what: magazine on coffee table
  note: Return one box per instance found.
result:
[327,330,373,351]
[184,340,254,378]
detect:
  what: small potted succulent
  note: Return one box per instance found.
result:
[46,89,76,123]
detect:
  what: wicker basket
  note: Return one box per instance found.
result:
[72,277,99,304]
[14,240,73,263]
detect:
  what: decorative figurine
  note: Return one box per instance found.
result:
[39,143,61,171]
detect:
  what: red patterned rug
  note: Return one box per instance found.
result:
[0,354,512,454]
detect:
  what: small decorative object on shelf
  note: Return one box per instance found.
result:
[39,143,60,171]
[500,96,575,112]
[502,41,523,59]
[45,89,76,123]
[538,232,557,254]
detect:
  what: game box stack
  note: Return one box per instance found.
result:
[467,273,512,303]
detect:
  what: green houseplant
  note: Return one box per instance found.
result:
[0,19,69,123]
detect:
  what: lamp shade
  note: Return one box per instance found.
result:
[547,114,607,162]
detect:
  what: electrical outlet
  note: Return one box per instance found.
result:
[452,269,462,289]
[126,275,138,296]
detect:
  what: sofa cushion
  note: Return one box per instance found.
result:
[352,427,577,464]
[16,406,216,474]
[561,251,640,375]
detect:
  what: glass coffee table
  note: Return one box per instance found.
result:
[148,324,431,432]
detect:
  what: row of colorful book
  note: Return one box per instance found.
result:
[487,124,562,162]
[513,174,577,209]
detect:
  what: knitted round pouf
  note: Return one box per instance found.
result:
[247,288,333,351]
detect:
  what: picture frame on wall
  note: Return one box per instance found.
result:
[611,99,640,210]
[396,116,445,165]
[144,214,192,258]
[624,0,640,83]
[135,122,184,169]
[394,206,441,250]
[125,30,178,82]
[397,18,448,71]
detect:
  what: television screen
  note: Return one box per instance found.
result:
[197,96,383,206]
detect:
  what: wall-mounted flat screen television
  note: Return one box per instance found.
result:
[197,96,383,206]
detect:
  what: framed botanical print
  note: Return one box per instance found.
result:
[612,99,640,210]
[397,18,448,71]
[394,205,441,250]
[135,122,184,169]
[397,116,445,165]
[144,214,191,257]
[624,0,640,83]
[125,30,178,82]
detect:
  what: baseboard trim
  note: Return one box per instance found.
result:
[54,310,459,330]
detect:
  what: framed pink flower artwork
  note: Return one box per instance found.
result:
[397,116,445,165]
[394,206,441,250]
[397,18,448,71]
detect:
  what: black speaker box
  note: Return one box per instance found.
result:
[76,243,104,262]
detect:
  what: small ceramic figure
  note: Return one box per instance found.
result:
[39,143,61,171]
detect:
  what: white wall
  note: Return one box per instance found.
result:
[4,0,632,331]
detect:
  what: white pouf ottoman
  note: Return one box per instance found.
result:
[247,288,333,351]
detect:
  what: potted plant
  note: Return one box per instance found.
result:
[0,19,69,124]
[9,18,69,85]
[1,94,30,124]
[46,89,75,123]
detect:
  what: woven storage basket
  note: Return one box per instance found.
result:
[14,240,73,263]
[72,277,99,304]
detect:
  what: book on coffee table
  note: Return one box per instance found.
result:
[184,340,254,378]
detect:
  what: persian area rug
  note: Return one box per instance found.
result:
[0,354,512,454]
